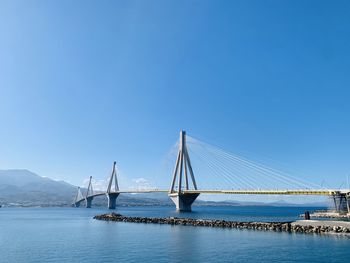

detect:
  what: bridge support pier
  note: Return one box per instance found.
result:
[74,202,81,208]
[169,193,200,212]
[85,196,94,208]
[107,193,120,209]
[332,193,350,214]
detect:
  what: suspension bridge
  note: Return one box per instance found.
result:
[73,131,350,213]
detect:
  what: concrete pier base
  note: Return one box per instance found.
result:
[85,196,94,208]
[332,193,350,214]
[74,202,81,208]
[169,193,200,212]
[107,193,120,209]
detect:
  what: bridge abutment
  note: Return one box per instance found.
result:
[107,193,120,209]
[169,193,200,212]
[85,196,94,208]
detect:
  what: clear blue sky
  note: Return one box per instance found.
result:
[1,0,350,191]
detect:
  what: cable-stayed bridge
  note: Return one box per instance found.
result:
[73,131,350,213]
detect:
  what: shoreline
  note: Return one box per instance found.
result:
[94,213,350,235]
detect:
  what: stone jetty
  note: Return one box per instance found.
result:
[94,213,350,235]
[303,210,350,219]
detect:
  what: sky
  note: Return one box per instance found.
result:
[1,0,350,198]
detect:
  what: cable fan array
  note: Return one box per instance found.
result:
[184,136,322,191]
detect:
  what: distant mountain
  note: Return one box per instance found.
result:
[0,169,77,206]
[0,169,173,207]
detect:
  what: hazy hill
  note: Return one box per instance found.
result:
[0,169,77,206]
[0,169,173,207]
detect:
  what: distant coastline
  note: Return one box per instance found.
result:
[0,201,328,208]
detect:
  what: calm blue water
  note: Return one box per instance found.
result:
[0,206,349,263]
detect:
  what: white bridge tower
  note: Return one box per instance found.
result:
[169,130,199,211]
[106,161,120,209]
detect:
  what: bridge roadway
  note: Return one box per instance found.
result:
[75,188,349,204]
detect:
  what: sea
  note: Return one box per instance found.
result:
[0,206,349,263]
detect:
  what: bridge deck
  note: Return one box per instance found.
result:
[183,189,344,195]
[74,189,349,204]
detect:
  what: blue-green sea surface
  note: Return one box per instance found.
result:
[0,206,349,263]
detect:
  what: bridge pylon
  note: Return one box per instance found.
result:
[73,187,83,207]
[169,130,199,211]
[85,176,94,208]
[106,161,120,209]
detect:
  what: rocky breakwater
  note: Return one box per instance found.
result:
[93,213,350,235]
[303,210,350,219]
